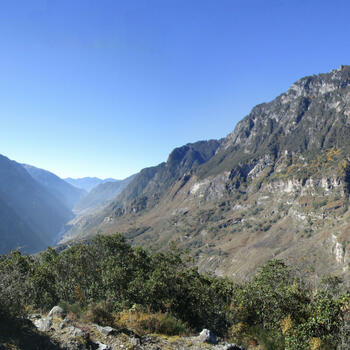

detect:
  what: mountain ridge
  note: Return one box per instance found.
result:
[23,164,87,210]
[0,155,74,253]
[62,65,350,280]
[64,177,118,192]
[73,174,136,214]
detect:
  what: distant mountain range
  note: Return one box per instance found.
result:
[73,174,136,214]
[22,164,87,210]
[64,177,118,192]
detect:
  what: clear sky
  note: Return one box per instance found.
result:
[0,0,349,179]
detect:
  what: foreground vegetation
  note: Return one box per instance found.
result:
[0,234,349,349]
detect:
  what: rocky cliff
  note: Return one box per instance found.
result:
[63,66,350,280]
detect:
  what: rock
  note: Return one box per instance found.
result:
[198,329,218,344]
[93,324,117,336]
[34,317,53,332]
[215,344,245,350]
[64,338,88,350]
[96,342,112,350]
[68,326,86,337]
[130,337,141,346]
[48,305,66,318]
[140,335,157,344]
[58,322,66,330]
[28,313,41,320]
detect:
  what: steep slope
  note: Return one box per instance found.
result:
[73,174,136,214]
[62,140,221,240]
[114,140,221,208]
[23,164,87,210]
[0,155,74,253]
[198,65,350,178]
[64,177,117,192]
[64,66,350,280]
[0,197,45,254]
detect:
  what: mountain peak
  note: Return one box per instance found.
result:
[288,65,350,99]
[216,66,350,160]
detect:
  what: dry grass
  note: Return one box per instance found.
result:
[114,309,189,336]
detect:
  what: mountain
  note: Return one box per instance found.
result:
[62,140,221,240]
[64,177,117,192]
[111,140,221,208]
[23,164,87,210]
[63,66,350,280]
[0,197,44,254]
[73,174,136,214]
[0,155,74,254]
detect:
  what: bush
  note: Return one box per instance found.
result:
[58,301,84,319]
[81,301,115,326]
[0,235,348,348]
[228,259,347,349]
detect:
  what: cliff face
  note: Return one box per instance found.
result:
[63,66,350,280]
[199,65,350,178]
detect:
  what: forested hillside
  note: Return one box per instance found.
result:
[1,234,349,349]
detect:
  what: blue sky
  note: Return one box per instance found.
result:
[0,0,349,179]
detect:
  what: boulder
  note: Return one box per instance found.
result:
[93,324,117,336]
[34,317,53,332]
[96,342,112,350]
[68,326,86,337]
[48,305,66,318]
[199,329,218,344]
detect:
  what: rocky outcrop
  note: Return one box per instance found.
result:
[29,311,245,350]
[199,329,218,344]
[93,324,117,336]
[48,306,66,318]
[34,317,53,332]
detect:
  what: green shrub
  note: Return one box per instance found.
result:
[0,234,348,349]
[81,301,115,326]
